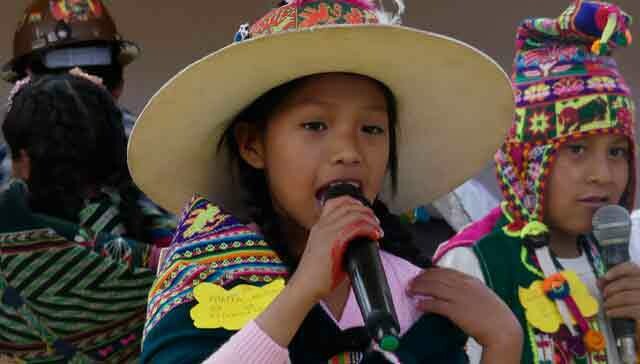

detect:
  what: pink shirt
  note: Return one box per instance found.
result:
[203,251,423,364]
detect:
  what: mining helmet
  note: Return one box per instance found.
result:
[1,0,139,82]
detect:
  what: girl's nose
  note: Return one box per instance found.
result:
[332,147,362,165]
[587,154,615,184]
[330,134,362,166]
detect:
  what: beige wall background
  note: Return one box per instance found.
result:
[0,1,638,199]
[1,1,638,114]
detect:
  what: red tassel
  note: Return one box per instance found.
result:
[594,5,618,31]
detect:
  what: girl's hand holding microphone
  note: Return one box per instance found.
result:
[293,195,383,302]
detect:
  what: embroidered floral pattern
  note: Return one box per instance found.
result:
[524,83,551,104]
[345,7,366,23]
[528,110,552,135]
[552,77,584,97]
[248,1,379,39]
[587,76,617,92]
[521,46,579,68]
[299,2,332,27]
[249,4,297,36]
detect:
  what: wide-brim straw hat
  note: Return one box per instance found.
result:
[128,0,514,216]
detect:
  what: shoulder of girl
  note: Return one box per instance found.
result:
[432,206,504,264]
[434,246,487,283]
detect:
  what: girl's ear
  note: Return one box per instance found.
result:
[235,122,265,169]
[12,149,31,181]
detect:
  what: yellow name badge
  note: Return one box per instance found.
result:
[190,279,285,330]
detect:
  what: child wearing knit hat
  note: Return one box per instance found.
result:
[433,1,638,363]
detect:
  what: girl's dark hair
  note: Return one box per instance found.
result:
[219,74,426,267]
[2,73,146,241]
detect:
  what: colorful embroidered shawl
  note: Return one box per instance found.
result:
[142,195,469,363]
[0,181,173,363]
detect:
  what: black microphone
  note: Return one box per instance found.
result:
[322,183,401,352]
[592,205,637,363]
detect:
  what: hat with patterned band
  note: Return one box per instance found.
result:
[495,0,636,237]
[127,0,514,217]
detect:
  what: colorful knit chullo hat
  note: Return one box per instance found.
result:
[496,0,636,239]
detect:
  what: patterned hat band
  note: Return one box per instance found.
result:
[511,92,634,144]
[234,0,406,42]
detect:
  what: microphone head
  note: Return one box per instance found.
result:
[321,183,370,207]
[592,204,631,247]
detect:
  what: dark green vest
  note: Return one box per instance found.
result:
[473,216,539,364]
[473,213,608,364]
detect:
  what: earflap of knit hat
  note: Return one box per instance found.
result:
[495,142,557,236]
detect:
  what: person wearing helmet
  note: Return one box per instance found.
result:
[0,0,140,189]
[0,2,177,362]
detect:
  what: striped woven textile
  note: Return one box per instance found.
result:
[0,183,161,363]
[144,195,289,340]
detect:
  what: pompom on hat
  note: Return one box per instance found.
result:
[496,0,636,238]
[127,0,514,217]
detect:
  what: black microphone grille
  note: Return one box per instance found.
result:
[322,183,370,207]
[592,205,631,247]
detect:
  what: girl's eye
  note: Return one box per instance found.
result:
[362,125,385,135]
[302,121,327,132]
[566,144,585,155]
[609,147,630,159]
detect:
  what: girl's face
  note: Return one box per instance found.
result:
[239,73,390,230]
[544,134,631,237]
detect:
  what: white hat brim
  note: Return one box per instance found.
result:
[128,24,514,216]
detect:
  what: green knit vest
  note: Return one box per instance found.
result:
[472,215,539,364]
[473,213,610,364]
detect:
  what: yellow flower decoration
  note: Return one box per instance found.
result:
[519,270,599,333]
[190,279,285,330]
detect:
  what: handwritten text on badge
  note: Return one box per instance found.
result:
[190,279,285,330]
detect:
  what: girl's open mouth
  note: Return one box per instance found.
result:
[315,180,363,207]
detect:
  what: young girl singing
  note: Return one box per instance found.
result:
[132,1,524,363]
